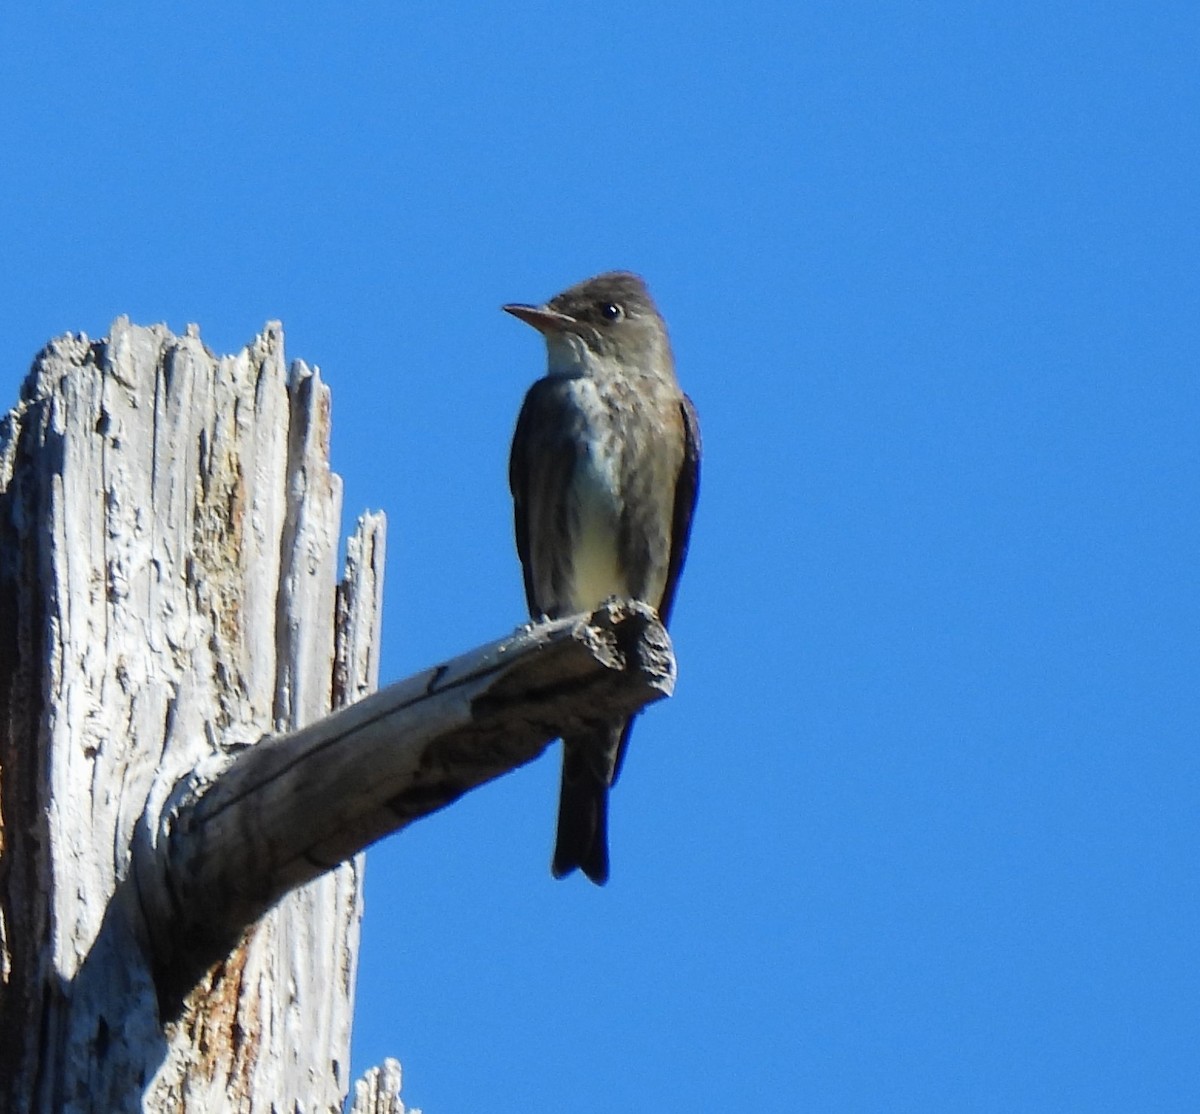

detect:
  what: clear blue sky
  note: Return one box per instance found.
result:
[4,4,1197,1111]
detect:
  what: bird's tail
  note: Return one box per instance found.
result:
[552,724,623,885]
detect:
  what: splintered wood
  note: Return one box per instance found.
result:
[0,320,384,1112]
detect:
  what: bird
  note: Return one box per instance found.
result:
[504,271,700,884]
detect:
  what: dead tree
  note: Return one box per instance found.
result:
[0,321,675,1113]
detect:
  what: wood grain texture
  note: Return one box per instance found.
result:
[0,321,380,1111]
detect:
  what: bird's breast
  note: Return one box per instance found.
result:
[534,372,676,617]
[566,432,627,611]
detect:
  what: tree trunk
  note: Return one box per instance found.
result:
[0,321,386,1111]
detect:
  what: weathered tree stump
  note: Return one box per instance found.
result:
[0,320,675,1112]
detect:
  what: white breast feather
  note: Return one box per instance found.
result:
[564,378,626,612]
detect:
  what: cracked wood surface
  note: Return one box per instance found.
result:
[0,320,382,1112]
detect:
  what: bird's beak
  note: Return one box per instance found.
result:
[502,303,578,335]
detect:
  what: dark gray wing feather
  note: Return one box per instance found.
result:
[656,393,701,625]
[509,378,582,619]
[612,392,701,784]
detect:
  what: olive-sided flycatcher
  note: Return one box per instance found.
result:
[504,271,701,884]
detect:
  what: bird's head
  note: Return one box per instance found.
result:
[503,271,672,379]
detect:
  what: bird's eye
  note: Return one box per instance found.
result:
[600,302,624,321]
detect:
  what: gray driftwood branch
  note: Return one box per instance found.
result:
[139,597,673,1009]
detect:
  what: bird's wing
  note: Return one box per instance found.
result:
[656,392,702,626]
[509,377,579,618]
[611,392,701,787]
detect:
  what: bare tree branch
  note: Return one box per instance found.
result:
[137,598,674,1010]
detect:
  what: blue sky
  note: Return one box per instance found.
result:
[4,3,1197,1111]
